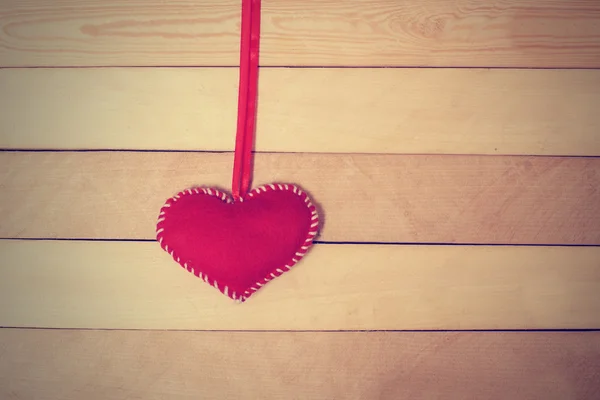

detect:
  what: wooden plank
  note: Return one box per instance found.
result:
[1,330,600,400]
[1,152,599,245]
[2,0,600,68]
[1,240,599,330]
[2,68,600,156]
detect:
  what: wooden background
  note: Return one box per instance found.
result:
[1,0,600,398]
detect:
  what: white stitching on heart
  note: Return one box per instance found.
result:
[156,183,320,303]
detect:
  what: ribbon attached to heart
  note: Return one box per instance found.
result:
[156,0,319,302]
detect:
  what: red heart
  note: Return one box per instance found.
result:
[156,183,319,302]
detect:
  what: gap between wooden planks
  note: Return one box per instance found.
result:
[1,329,600,400]
[1,0,600,67]
[1,151,599,244]
[1,68,600,155]
[1,240,599,330]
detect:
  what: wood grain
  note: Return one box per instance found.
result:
[1,240,599,330]
[1,329,600,400]
[2,68,600,156]
[2,0,600,67]
[1,152,599,244]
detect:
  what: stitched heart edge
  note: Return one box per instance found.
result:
[156,183,319,303]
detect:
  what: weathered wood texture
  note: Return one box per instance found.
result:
[1,152,599,244]
[2,0,600,68]
[1,329,600,400]
[1,240,599,330]
[2,0,600,397]
[2,68,600,155]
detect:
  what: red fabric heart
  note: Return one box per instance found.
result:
[156,184,319,302]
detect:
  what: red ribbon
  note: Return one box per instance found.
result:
[232,0,261,200]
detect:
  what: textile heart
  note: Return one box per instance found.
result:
[156,184,319,302]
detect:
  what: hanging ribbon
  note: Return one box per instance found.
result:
[232,0,261,201]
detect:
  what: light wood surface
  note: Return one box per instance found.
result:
[2,151,599,244]
[2,0,600,68]
[1,240,599,330]
[1,329,600,400]
[2,68,600,155]
[2,1,600,396]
